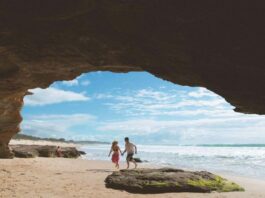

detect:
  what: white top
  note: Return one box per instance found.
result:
[125,142,135,154]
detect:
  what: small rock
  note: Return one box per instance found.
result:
[133,158,148,163]
[78,151,86,155]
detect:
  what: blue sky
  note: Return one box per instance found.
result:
[21,72,265,145]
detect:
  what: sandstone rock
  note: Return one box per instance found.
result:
[1,1,265,157]
[105,168,244,193]
[36,146,57,158]
[12,148,38,158]
[10,145,82,158]
[61,147,81,158]
[0,143,14,159]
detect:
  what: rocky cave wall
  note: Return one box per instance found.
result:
[0,0,265,158]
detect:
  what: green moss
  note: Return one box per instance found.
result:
[187,176,244,192]
[147,181,170,187]
[144,181,181,188]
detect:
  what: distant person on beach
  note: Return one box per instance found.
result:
[108,141,122,169]
[56,146,62,157]
[122,137,137,169]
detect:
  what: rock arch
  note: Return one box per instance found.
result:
[1,0,265,157]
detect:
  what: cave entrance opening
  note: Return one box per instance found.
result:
[2,70,264,178]
[16,71,265,147]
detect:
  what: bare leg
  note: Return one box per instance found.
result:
[126,160,130,169]
[132,159,137,169]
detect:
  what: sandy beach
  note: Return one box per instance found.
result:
[1,156,265,198]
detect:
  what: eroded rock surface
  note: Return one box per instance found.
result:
[10,145,82,158]
[0,1,265,157]
[105,168,244,193]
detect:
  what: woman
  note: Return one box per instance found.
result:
[108,141,122,169]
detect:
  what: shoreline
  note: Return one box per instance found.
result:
[1,158,265,197]
[9,139,265,181]
[2,140,265,197]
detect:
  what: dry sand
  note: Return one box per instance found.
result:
[1,157,265,198]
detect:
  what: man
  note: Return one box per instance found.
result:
[122,137,137,169]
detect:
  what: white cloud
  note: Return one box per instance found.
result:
[24,87,89,106]
[94,93,114,99]
[135,89,176,102]
[21,114,96,138]
[147,109,236,117]
[98,88,228,117]
[62,79,79,86]
[80,80,90,86]
[29,114,96,122]
[175,98,226,108]
[188,87,216,98]
[60,74,91,87]
[90,86,265,143]
[97,114,265,144]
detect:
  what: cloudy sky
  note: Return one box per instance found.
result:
[21,72,265,145]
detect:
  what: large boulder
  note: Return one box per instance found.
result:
[105,168,244,194]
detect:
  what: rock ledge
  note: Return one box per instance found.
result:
[10,145,82,158]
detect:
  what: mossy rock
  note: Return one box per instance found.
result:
[187,176,244,192]
[105,168,244,194]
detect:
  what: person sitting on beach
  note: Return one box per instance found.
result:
[122,137,137,169]
[108,141,122,169]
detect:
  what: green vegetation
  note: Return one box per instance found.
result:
[187,176,244,192]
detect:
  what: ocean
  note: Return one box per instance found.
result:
[80,144,265,180]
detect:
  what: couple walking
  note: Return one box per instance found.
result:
[108,137,137,169]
